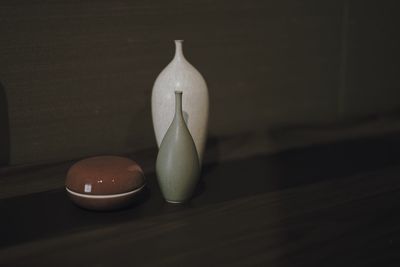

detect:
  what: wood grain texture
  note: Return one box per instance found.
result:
[2,121,400,199]
[1,166,400,266]
[1,136,400,266]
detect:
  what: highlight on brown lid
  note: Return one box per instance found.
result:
[66,156,145,195]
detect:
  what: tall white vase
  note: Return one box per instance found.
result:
[151,40,209,163]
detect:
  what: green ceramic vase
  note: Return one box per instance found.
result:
[156,91,200,203]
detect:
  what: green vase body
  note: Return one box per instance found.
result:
[156,91,200,203]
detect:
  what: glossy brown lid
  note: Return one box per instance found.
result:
[66,156,145,195]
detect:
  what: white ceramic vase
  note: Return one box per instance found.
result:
[151,40,209,163]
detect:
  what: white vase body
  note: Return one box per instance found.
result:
[151,40,209,163]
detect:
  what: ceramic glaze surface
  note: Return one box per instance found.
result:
[151,40,209,163]
[66,186,144,211]
[65,156,145,195]
[156,91,200,203]
[65,155,146,210]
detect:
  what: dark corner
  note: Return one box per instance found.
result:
[0,81,10,166]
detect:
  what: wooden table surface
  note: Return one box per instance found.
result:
[1,135,400,266]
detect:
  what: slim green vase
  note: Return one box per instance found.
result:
[156,91,200,203]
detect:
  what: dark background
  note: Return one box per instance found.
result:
[1,2,400,265]
[1,0,400,166]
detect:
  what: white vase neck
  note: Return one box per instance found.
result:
[174,40,185,61]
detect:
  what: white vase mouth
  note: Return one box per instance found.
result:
[65,184,145,199]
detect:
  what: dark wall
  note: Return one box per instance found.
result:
[0,0,400,165]
[0,82,9,165]
[343,0,400,116]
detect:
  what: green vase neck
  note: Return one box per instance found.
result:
[174,91,184,122]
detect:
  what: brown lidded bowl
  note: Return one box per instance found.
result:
[65,156,145,211]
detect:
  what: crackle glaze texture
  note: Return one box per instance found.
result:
[151,40,209,163]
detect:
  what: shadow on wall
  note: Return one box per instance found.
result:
[0,82,10,166]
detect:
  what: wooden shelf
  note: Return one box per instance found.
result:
[1,135,400,266]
